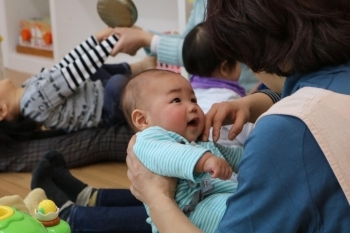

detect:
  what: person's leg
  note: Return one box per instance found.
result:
[102,62,131,77]
[71,184,150,233]
[69,205,151,233]
[32,155,151,233]
[0,124,133,172]
[90,63,131,86]
[31,159,70,207]
[44,151,95,203]
[44,151,142,207]
[103,57,157,78]
[100,74,129,127]
[95,189,143,207]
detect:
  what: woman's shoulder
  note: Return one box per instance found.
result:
[246,114,309,156]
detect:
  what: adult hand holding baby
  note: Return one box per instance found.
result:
[126,135,177,205]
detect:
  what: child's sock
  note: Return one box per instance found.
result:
[58,201,74,222]
[44,151,87,202]
[31,159,70,208]
[76,186,98,206]
[88,188,98,207]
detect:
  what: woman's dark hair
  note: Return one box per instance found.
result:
[0,117,66,152]
[182,22,237,77]
[205,0,350,76]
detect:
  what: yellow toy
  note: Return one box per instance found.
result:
[0,189,70,233]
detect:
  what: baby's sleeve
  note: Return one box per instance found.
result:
[134,127,209,182]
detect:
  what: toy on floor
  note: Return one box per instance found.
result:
[0,199,70,233]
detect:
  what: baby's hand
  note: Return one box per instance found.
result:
[203,156,232,180]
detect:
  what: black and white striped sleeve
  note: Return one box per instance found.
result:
[254,89,281,103]
[60,35,118,90]
[50,36,100,71]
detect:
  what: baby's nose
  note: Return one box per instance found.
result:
[189,104,197,113]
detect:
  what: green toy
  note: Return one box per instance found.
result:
[0,200,70,233]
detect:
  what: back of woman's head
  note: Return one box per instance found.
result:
[205,0,350,76]
[0,118,41,152]
[183,22,236,77]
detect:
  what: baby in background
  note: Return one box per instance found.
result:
[121,69,243,233]
[183,22,254,147]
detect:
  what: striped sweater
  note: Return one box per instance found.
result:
[20,35,118,132]
[134,126,243,233]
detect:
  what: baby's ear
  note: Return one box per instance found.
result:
[0,103,8,121]
[131,109,148,131]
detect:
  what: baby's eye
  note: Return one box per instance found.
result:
[172,98,181,103]
[191,98,197,103]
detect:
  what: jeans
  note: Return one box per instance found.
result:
[68,189,151,233]
[90,63,131,127]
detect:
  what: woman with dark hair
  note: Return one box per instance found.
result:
[125,0,350,232]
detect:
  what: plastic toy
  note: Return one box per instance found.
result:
[0,199,70,233]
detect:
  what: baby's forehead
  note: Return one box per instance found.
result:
[149,74,192,90]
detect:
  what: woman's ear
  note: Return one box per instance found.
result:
[0,103,8,121]
[131,109,148,131]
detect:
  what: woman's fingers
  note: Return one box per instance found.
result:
[227,110,246,140]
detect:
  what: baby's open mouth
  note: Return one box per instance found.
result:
[188,117,199,126]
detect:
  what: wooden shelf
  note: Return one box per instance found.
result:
[0,0,192,74]
[16,45,53,58]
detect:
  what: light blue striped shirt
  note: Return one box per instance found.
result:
[134,126,243,233]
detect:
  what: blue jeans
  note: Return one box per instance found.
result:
[90,63,131,127]
[68,189,151,233]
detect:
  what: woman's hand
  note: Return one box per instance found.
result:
[202,101,250,143]
[202,92,276,143]
[127,135,203,233]
[111,27,154,56]
[126,135,177,205]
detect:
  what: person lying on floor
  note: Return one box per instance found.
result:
[0,27,156,154]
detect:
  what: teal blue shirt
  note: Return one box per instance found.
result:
[134,126,243,233]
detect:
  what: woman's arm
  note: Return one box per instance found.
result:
[254,72,285,94]
[148,195,203,233]
[126,135,202,233]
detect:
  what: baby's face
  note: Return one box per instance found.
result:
[145,73,205,142]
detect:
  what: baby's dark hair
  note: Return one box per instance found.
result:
[205,0,350,76]
[120,69,177,132]
[182,22,238,77]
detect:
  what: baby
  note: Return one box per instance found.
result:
[121,69,243,233]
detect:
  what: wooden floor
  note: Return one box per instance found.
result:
[0,69,130,199]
